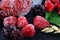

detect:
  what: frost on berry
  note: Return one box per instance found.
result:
[2,25,23,40]
[0,0,31,16]
[3,16,17,27]
[17,16,28,28]
[33,16,50,29]
[21,24,35,37]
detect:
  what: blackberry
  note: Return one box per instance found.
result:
[2,26,11,37]
[2,26,23,40]
[0,10,8,19]
[17,30,23,40]
[32,5,45,17]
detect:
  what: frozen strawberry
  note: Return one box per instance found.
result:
[0,0,31,16]
[4,16,17,27]
[17,16,28,28]
[21,24,35,37]
[33,16,50,29]
[45,0,54,12]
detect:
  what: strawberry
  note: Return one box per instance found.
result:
[33,16,50,29]
[21,24,35,37]
[17,16,28,28]
[45,0,54,12]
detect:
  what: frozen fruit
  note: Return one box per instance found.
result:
[17,16,28,28]
[33,5,45,17]
[45,0,54,12]
[54,3,59,8]
[4,16,17,27]
[58,10,60,15]
[21,24,35,37]
[0,0,31,16]
[51,0,59,3]
[33,16,50,29]
[0,10,8,19]
[2,24,23,40]
[2,27,11,37]
[51,0,59,8]
[58,4,60,10]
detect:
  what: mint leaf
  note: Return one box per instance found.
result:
[45,11,60,25]
[45,12,50,20]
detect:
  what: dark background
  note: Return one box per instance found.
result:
[1,0,60,40]
[0,8,60,40]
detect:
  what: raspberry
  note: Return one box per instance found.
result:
[21,24,35,37]
[45,0,54,12]
[33,16,50,29]
[17,16,28,28]
[0,0,31,16]
[54,3,59,8]
[51,0,59,3]
[58,4,60,10]
[51,0,59,8]
[4,16,17,27]
[58,10,60,15]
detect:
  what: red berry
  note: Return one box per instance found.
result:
[51,0,59,8]
[33,16,50,29]
[17,16,28,28]
[4,16,17,27]
[54,3,59,8]
[0,0,31,16]
[45,0,54,12]
[57,4,60,10]
[51,0,59,3]
[58,10,60,15]
[21,24,35,37]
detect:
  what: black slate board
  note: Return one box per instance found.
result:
[0,8,60,40]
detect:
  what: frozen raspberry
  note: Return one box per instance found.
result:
[51,0,59,3]
[54,3,59,8]
[17,16,28,28]
[0,0,31,16]
[57,4,60,10]
[45,0,54,12]
[58,10,60,15]
[33,16,50,29]
[21,24,35,37]
[4,16,17,27]
[51,0,59,8]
